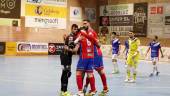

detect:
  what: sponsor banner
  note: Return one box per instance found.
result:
[0,18,20,26]
[164,3,170,15]
[100,5,109,16]
[133,3,148,37]
[108,4,134,16]
[70,7,82,22]
[0,0,21,19]
[5,42,17,55]
[100,4,134,38]
[25,4,67,18]
[164,3,170,37]
[25,16,66,28]
[100,45,170,62]
[85,8,96,22]
[48,43,64,55]
[109,15,133,26]
[164,27,170,34]
[149,4,163,15]
[17,42,48,55]
[30,42,48,52]
[148,4,164,37]
[110,26,133,36]
[0,42,5,54]
[26,0,67,6]
[148,27,164,37]
[165,16,170,25]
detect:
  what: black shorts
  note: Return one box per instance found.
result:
[60,51,72,66]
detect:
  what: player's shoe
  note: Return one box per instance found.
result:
[86,90,97,96]
[74,91,84,96]
[129,79,136,83]
[60,91,71,96]
[60,91,65,96]
[112,70,119,74]
[124,64,128,68]
[124,78,130,83]
[149,73,153,77]
[156,72,160,76]
[98,89,109,96]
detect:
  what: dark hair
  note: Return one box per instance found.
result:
[112,32,116,35]
[83,19,90,22]
[71,24,78,29]
[154,35,158,40]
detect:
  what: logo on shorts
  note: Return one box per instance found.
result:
[49,44,56,53]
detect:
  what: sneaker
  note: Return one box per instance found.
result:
[124,78,130,83]
[112,70,119,74]
[83,86,88,94]
[76,91,84,96]
[63,91,71,96]
[98,89,109,96]
[60,91,65,96]
[124,64,128,68]
[149,73,153,77]
[86,90,97,96]
[129,79,136,83]
[156,72,160,76]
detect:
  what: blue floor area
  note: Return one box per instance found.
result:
[0,55,170,96]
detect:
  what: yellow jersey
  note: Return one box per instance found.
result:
[128,37,140,55]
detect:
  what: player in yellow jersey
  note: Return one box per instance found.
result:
[125,31,140,83]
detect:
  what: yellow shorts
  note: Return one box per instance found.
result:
[126,53,140,68]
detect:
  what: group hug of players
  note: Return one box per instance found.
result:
[60,19,164,96]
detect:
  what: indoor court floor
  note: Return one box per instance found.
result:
[0,55,170,96]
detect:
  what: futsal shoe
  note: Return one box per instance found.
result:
[156,72,160,76]
[61,91,71,96]
[112,70,119,74]
[72,91,84,96]
[124,78,130,83]
[98,89,109,96]
[149,73,153,77]
[86,90,97,96]
[129,79,136,83]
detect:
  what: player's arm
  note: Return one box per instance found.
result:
[145,43,151,56]
[63,36,69,51]
[159,46,164,58]
[72,43,80,53]
[63,34,68,41]
[122,47,126,54]
[80,30,98,45]
[133,39,140,57]
[74,33,83,44]
[63,35,74,52]
[118,41,121,55]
